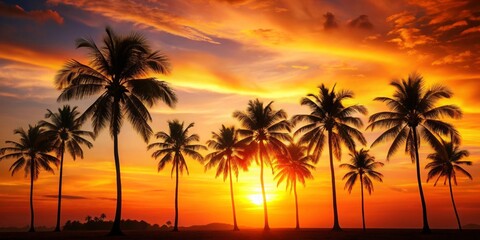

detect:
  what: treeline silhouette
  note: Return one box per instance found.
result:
[0,26,473,236]
[63,214,167,231]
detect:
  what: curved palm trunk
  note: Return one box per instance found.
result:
[360,174,365,231]
[54,141,65,232]
[294,181,300,230]
[448,177,462,230]
[173,161,179,232]
[259,148,270,230]
[328,131,341,231]
[29,159,35,232]
[228,160,239,231]
[109,132,123,235]
[412,128,430,233]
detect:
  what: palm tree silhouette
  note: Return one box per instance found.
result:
[233,99,291,230]
[292,84,367,231]
[367,73,461,233]
[0,125,59,232]
[340,149,383,231]
[205,125,246,231]
[425,140,472,230]
[274,142,314,230]
[55,27,177,235]
[39,105,94,232]
[148,120,205,231]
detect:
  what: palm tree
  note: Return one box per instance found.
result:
[204,125,245,231]
[147,120,205,231]
[39,105,94,232]
[340,149,383,231]
[55,27,177,235]
[0,125,59,232]
[274,142,314,230]
[367,73,461,233]
[425,140,472,230]
[292,84,367,231]
[233,99,291,230]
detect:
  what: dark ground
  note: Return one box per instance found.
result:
[0,228,478,240]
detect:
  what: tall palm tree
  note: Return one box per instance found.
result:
[0,125,59,232]
[274,142,314,230]
[148,120,205,231]
[233,99,291,230]
[292,84,367,231]
[367,73,461,233]
[205,125,246,231]
[39,105,94,232]
[426,140,472,230]
[55,27,177,235]
[340,149,383,231]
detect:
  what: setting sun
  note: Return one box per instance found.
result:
[249,194,264,206]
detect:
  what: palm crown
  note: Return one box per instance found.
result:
[292,84,367,161]
[426,140,472,186]
[55,27,177,142]
[340,149,384,194]
[233,99,291,167]
[0,125,59,178]
[274,142,315,192]
[148,120,206,175]
[205,125,246,181]
[367,73,462,160]
[39,105,94,159]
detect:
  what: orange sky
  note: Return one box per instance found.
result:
[0,0,479,229]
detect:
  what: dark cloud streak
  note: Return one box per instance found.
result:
[0,2,63,24]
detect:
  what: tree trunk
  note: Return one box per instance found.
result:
[328,130,341,231]
[360,173,366,231]
[294,180,300,230]
[259,147,270,230]
[448,177,462,230]
[412,128,430,233]
[228,160,239,231]
[109,132,123,235]
[54,141,65,232]
[29,158,35,232]
[173,161,179,232]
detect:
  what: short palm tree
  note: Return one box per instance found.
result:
[274,142,314,230]
[205,125,245,231]
[292,84,367,231]
[0,125,59,232]
[340,149,383,231]
[39,105,94,232]
[148,120,205,231]
[233,99,291,230]
[426,140,472,230]
[367,73,461,233]
[55,27,177,235]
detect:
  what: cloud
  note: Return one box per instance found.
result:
[0,2,63,24]
[323,12,338,30]
[47,0,219,44]
[389,186,409,193]
[348,15,374,29]
[43,194,88,199]
[437,20,468,32]
[250,28,289,44]
[432,50,472,65]
[461,26,480,35]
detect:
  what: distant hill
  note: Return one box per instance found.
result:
[181,223,235,231]
[0,226,54,232]
[463,224,480,229]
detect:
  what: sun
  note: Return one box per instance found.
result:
[248,194,264,206]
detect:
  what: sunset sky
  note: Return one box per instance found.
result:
[0,0,479,230]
